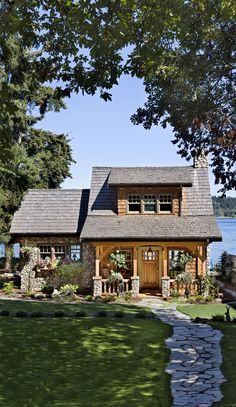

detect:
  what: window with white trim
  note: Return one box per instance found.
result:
[55,245,65,259]
[143,195,156,212]
[159,194,172,213]
[70,245,81,261]
[128,195,141,212]
[39,245,51,259]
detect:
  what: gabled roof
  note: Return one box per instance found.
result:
[108,166,193,186]
[81,215,222,242]
[10,189,89,235]
[81,165,221,241]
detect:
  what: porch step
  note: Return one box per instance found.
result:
[140,289,162,297]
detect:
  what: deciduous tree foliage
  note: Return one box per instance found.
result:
[1,0,236,195]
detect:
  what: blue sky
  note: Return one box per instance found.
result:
[37,75,234,197]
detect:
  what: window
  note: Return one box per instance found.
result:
[143,195,156,212]
[168,250,184,278]
[55,245,65,259]
[128,195,141,212]
[159,194,172,213]
[143,251,158,261]
[39,245,51,259]
[70,245,81,261]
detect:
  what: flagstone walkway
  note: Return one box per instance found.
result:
[138,299,225,407]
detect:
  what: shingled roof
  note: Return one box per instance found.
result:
[10,189,89,235]
[108,167,193,186]
[80,165,221,241]
[81,215,221,242]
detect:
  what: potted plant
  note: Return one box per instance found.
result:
[107,250,127,295]
[176,271,193,298]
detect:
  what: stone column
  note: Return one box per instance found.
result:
[21,247,39,292]
[93,276,102,297]
[131,276,140,297]
[161,276,170,298]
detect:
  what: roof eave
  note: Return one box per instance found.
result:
[81,236,222,242]
[108,182,192,187]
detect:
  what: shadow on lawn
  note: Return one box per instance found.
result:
[0,318,172,407]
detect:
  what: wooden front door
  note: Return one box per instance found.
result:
[141,250,159,288]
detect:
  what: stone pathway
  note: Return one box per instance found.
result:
[138,299,225,407]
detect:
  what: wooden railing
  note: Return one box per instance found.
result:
[170,279,200,295]
[101,279,130,294]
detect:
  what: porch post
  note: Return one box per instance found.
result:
[131,247,140,297]
[202,245,207,276]
[93,245,102,297]
[163,247,168,277]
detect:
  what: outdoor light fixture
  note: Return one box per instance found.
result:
[148,247,153,254]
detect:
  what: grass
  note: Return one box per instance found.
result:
[177,303,236,320]
[0,317,172,407]
[212,324,236,407]
[0,298,150,317]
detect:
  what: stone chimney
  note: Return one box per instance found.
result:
[193,150,208,168]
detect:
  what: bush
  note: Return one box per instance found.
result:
[102,294,116,303]
[123,291,133,302]
[176,271,193,286]
[75,310,86,317]
[170,290,181,299]
[54,310,64,317]
[30,311,43,318]
[84,295,93,302]
[114,311,124,318]
[135,311,147,319]
[42,284,54,295]
[1,310,9,316]
[96,310,107,317]
[15,311,28,318]
[48,262,86,290]
[22,290,34,298]
[212,314,225,322]
[59,284,79,296]
[2,281,15,295]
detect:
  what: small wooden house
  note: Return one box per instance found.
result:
[10,153,222,296]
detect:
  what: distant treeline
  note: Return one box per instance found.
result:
[212,196,236,218]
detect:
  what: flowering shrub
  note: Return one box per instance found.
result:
[59,284,79,296]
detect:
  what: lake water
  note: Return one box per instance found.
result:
[211,218,236,266]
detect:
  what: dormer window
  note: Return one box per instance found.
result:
[143,195,156,213]
[126,193,173,214]
[159,194,172,213]
[128,195,141,212]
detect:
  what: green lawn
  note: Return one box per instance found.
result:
[0,298,150,316]
[0,317,172,407]
[177,303,236,320]
[212,324,236,407]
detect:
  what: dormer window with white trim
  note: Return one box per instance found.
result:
[159,194,172,213]
[143,195,156,213]
[128,195,141,213]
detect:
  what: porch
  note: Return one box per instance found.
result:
[92,241,208,298]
